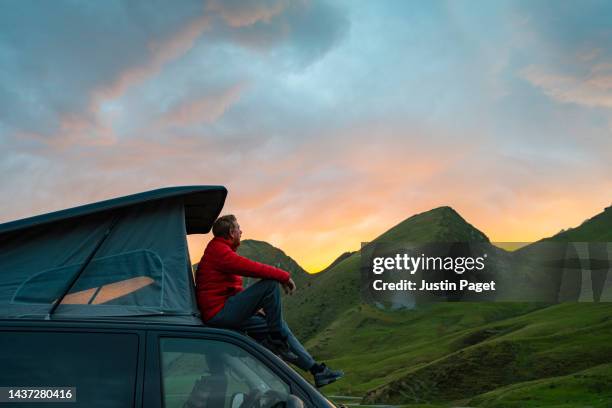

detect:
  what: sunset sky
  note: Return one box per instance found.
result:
[1,1,611,272]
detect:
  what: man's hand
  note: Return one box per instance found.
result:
[282,278,296,295]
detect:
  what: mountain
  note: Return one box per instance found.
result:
[547,204,612,242]
[511,204,612,303]
[371,206,489,243]
[345,206,612,406]
[317,251,355,274]
[283,206,492,341]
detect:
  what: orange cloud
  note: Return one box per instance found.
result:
[206,0,287,27]
[521,63,612,108]
[15,113,117,149]
[91,15,212,105]
[17,15,213,149]
[92,0,289,106]
[159,83,246,125]
[41,0,289,149]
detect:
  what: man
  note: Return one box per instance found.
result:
[195,214,343,388]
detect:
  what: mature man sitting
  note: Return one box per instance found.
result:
[195,215,343,388]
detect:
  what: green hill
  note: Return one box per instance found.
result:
[511,204,612,303]
[344,206,612,406]
[317,251,355,274]
[548,205,612,242]
[283,206,492,341]
[469,363,612,408]
[360,303,612,405]
[238,205,612,406]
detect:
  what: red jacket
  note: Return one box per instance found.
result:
[195,237,291,321]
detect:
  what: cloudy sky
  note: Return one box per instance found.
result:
[1,0,611,271]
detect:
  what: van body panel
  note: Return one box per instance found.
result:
[0,319,335,408]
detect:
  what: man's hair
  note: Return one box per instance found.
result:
[212,214,237,238]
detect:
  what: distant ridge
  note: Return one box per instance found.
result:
[317,251,355,274]
[513,204,612,303]
[547,204,612,242]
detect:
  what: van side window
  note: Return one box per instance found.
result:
[160,337,290,408]
[0,331,138,407]
[13,250,163,306]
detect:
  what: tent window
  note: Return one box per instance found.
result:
[13,250,164,307]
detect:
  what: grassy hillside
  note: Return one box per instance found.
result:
[467,363,612,408]
[283,206,491,341]
[359,303,612,405]
[357,207,612,405]
[284,253,361,340]
[317,251,355,274]
[306,302,545,395]
[509,205,612,303]
[548,205,612,242]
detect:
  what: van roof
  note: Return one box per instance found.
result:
[0,185,227,235]
[0,186,227,323]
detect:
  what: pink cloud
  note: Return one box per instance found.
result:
[35,0,290,149]
[16,113,117,149]
[91,16,212,107]
[14,16,213,149]
[159,83,246,125]
[206,0,287,28]
[92,1,289,106]
[521,63,612,108]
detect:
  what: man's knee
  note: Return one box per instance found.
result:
[258,279,279,292]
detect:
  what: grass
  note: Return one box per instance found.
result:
[469,363,612,408]
[300,303,612,406]
[304,302,546,397]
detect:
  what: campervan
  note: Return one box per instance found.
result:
[0,186,336,408]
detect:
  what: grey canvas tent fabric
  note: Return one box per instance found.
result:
[0,186,226,323]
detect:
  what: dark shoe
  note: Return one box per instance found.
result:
[314,363,344,388]
[262,335,299,361]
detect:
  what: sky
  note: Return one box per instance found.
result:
[1,0,611,272]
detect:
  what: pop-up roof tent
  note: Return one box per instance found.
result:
[0,186,227,324]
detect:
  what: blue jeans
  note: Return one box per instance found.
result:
[207,279,316,371]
